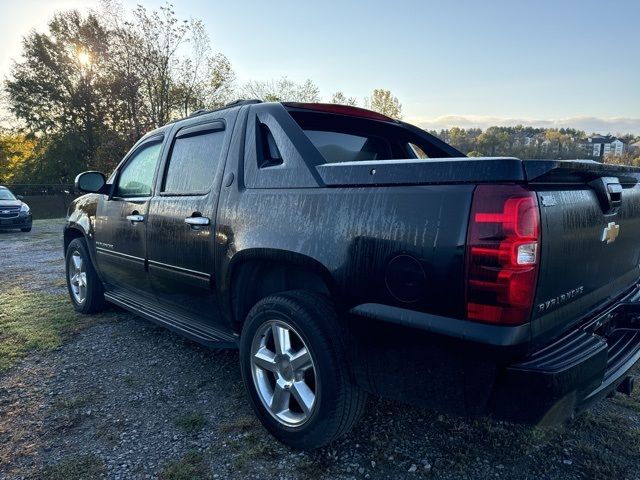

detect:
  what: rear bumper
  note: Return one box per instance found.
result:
[489,292,640,424]
[350,286,640,424]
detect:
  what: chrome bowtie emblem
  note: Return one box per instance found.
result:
[601,222,620,244]
[1,210,9,214]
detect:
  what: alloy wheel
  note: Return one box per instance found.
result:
[68,250,87,304]
[250,319,318,427]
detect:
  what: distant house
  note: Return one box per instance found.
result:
[585,135,625,157]
[630,140,640,153]
[511,135,534,147]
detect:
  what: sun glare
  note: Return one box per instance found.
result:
[77,50,91,66]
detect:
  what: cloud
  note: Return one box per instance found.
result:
[408,115,640,135]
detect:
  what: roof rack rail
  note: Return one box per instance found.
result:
[166,100,263,126]
[224,99,262,107]
[187,109,210,118]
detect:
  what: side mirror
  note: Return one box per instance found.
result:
[75,171,107,193]
[16,195,24,200]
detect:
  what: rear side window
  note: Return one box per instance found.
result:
[287,110,441,163]
[163,127,225,194]
[409,143,428,159]
[303,130,391,163]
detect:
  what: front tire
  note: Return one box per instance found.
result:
[239,291,366,450]
[65,238,106,314]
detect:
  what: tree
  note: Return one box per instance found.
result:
[604,151,640,166]
[330,91,358,106]
[617,133,636,145]
[172,49,236,117]
[0,133,37,183]
[96,1,236,131]
[203,54,236,107]
[5,11,110,150]
[242,77,320,102]
[447,127,474,153]
[4,1,236,181]
[477,127,509,156]
[364,89,402,119]
[544,129,572,159]
[170,20,235,117]
[97,0,152,140]
[125,4,190,126]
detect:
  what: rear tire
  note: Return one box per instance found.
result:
[65,238,106,314]
[239,290,366,450]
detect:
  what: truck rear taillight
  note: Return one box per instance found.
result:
[465,185,541,325]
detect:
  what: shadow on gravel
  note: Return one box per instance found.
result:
[0,219,639,480]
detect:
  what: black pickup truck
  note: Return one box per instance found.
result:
[65,100,640,449]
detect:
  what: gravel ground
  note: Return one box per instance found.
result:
[0,219,639,480]
[0,219,67,294]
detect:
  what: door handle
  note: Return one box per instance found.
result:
[126,214,145,223]
[185,216,210,226]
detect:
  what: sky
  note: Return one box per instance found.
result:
[1,0,639,133]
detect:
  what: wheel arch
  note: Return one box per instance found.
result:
[225,248,339,333]
[63,226,86,253]
[63,222,102,281]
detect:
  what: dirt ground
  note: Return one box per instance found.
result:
[0,219,639,480]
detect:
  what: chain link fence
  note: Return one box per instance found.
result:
[3,183,74,196]
[2,184,79,219]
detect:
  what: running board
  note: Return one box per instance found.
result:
[105,289,238,349]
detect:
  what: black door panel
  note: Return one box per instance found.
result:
[95,198,150,292]
[147,195,217,313]
[146,116,236,326]
[93,136,165,297]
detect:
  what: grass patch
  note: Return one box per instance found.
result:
[295,455,336,480]
[614,394,640,413]
[159,451,212,480]
[218,414,259,434]
[95,416,128,444]
[566,410,640,479]
[39,454,106,480]
[231,435,278,472]
[52,394,94,412]
[0,288,96,372]
[52,278,68,288]
[175,412,207,433]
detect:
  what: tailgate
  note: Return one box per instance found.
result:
[525,160,640,344]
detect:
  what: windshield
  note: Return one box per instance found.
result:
[0,188,16,201]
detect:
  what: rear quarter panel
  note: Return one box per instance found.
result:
[216,183,474,320]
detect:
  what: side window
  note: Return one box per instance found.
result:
[257,123,283,168]
[162,128,225,194]
[115,141,163,197]
[408,143,429,159]
[302,130,391,163]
